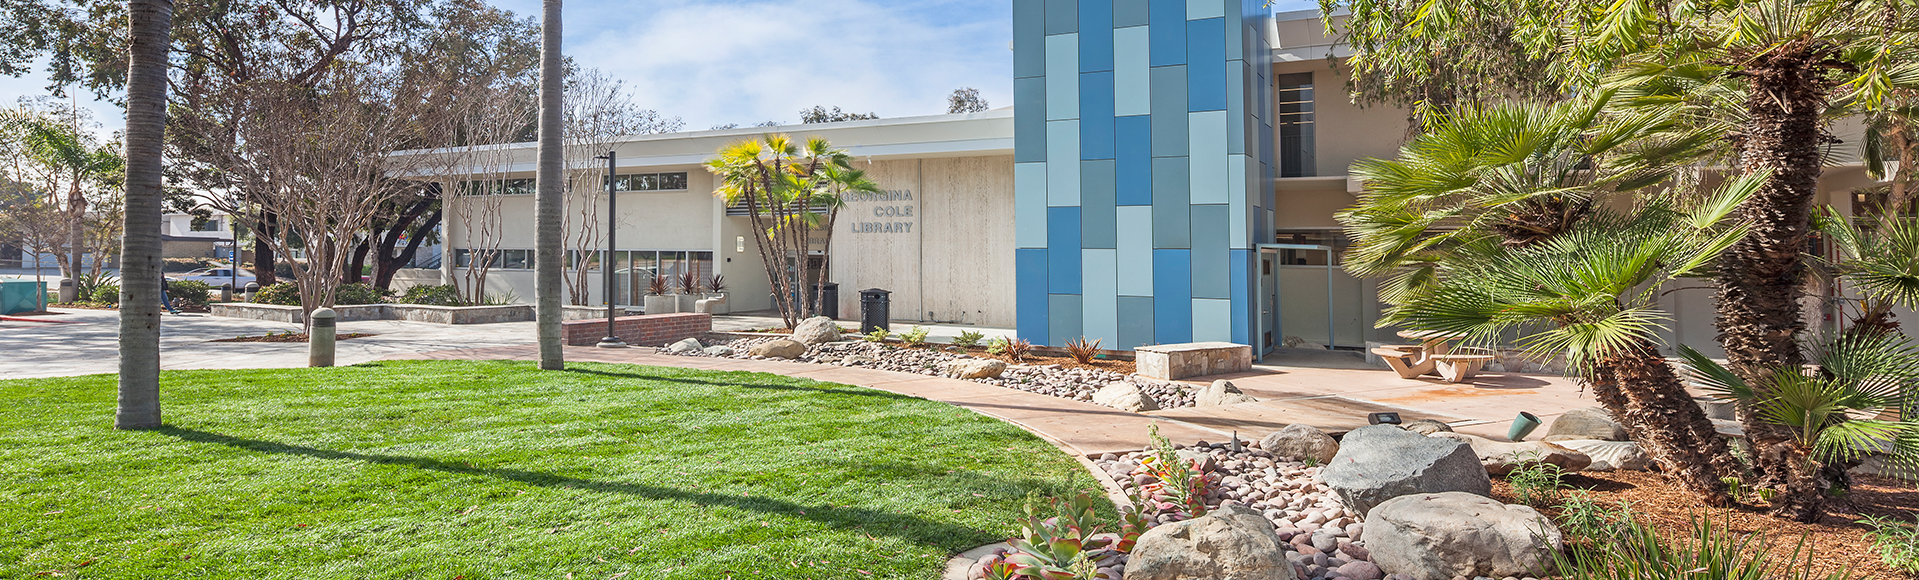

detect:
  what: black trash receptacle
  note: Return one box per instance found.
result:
[818,282,840,319]
[858,288,891,334]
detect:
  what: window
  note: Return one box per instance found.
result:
[1276,73,1316,178]
[458,178,535,196]
[616,172,690,192]
[502,249,530,270]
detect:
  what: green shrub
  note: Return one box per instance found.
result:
[1506,457,1568,508]
[334,283,390,305]
[398,284,464,306]
[1864,514,1919,575]
[953,330,985,348]
[167,280,213,307]
[1556,492,1636,544]
[251,282,301,306]
[73,272,118,299]
[863,328,891,343]
[901,326,929,346]
[89,284,120,304]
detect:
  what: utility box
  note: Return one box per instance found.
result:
[0,280,47,314]
[858,288,890,334]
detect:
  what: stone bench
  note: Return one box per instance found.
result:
[1134,342,1252,380]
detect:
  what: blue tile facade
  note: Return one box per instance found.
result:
[1016,0,1274,349]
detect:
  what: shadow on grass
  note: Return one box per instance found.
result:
[560,366,922,401]
[155,426,993,547]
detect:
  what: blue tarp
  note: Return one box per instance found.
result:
[0,280,47,314]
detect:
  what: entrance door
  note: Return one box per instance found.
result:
[1257,248,1281,357]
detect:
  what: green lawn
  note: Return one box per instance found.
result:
[0,360,1102,579]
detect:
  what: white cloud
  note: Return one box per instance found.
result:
[567,0,1011,129]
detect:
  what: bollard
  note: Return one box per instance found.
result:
[221,283,233,303]
[309,308,337,367]
[244,281,260,302]
[58,278,76,303]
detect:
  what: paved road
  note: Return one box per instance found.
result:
[0,308,539,379]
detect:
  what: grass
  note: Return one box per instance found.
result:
[0,360,1102,579]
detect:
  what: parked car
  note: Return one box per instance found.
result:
[169,268,257,287]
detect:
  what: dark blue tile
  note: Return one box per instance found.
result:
[1015,0,1047,79]
[1048,294,1084,347]
[1149,66,1187,156]
[1151,157,1189,248]
[1048,207,1083,294]
[1081,160,1117,248]
[1017,248,1049,343]
[1114,0,1149,27]
[1079,72,1115,160]
[1115,116,1152,205]
[1153,249,1193,343]
[1079,0,1113,72]
[1187,18,1226,111]
[1190,204,1229,298]
[1148,0,1185,66]
[1015,77,1047,163]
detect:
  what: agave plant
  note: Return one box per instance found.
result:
[678,271,701,295]
[1005,338,1034,363]
[1065,337,1102,364]
[708,274,725,294]
[1678,331,1919,492]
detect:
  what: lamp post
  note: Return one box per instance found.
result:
[594,151,626,348]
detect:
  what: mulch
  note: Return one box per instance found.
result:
[48,302,117,310]
[210,333,376,343]
[1490,470,1919,578]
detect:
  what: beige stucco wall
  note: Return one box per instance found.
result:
[828,155,1017,327]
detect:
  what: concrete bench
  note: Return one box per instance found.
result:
[1135,342,1252,380]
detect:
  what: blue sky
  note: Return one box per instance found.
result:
[0,0,1321,136]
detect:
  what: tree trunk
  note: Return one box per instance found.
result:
[253,210,277,285]
[532,0,564,369]
[116,0,171,431]
[1717,45,1826,522]
[67,180,86,279]
[1586,340,1737,507]
[374,206,439,290]
[345,236,370,284]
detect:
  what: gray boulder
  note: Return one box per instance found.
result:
[665,337,703,354]
[702,345,735,357]
[1401,419,1454,435]
[1552,439,1650,471]
[1429,432,1592,475]
[1260,424,1339,464]
[1364,492,1562,580]
[1543,407,1627,442]
[1321,425,1492,518]
[747,338,807,359]
[1126,504,1297,580]
[1196,379,1259,407]
[945,358,1008,379]
[1092,382,1159,412]
[790,316,842,345]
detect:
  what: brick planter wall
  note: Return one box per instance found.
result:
[561,313,711,347]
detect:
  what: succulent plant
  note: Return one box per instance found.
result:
[954,330,986,348]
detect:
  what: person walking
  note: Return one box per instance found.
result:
[159,273,178,314]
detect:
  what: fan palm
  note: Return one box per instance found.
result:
[1385,174,1767,506]
[706,135,876,327]
[1679,332,1919,512]
[1814,209,1919,337]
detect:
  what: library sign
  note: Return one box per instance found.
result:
[845,189,916,235]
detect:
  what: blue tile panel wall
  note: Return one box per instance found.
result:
[1015,0,1273,349]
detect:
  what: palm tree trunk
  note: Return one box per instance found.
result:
[116,0,172,431]
[533,0,564,368]
[1587,340,1736,507]
[68,180,85,278]
[1717,46,1825,521]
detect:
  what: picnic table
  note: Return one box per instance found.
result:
[1372,330,1494,383]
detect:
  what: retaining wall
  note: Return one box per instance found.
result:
[561,313,711,346]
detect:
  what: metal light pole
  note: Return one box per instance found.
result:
[594,151,626,348]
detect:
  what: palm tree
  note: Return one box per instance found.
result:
[1814,209,1919,337]
[1385,177,1766,506]
[116,0,172,430]
[705,135,875,327]
[19,119,123,279]
[532,0,563,369]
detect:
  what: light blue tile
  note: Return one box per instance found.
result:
[1186,18,1226,111]
[1015,77,1047,163]
[1192,298,1231,342]
[1017,248,1049,343]
[1117,295,1156,349]
[1149,0,1185,66]
[1114,0,1150,27]
[1149,66,1187,157]
[1046,34,1080,121]
[1015,0,1047,79]
[1151,157,1190,248]
[1079,0,1113,73]
[1116,206,1154,295]
[1081,160,1117,248]
[1113,27,1151,116]
[1186,0,1224,20]
[1191,204,1229,299]
[1015,162,1049,248]
[1188,110,1228,204]
[1047,121,1081,206]
[1046,0,1079,34]
[1229,154,1249,248]
[1048,294,1084,347]
[1082,249,1118,345]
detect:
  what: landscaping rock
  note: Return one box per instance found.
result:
[665,337,703,354]
[1711,419,1744,438]
[1363,492,1562,580]
[1542,407,1627,442]
[1092,382,1159,412]
[1550,439,1650,471]
[702,345,735,357]
[1401,419,1454,435]
[1126,504,1297,580]
[1261,424,1339,464]
[1322,425,1492,518]
[791,316,841,345]
[1197,379,1259,407]
[945,358,1007,380]
[747,338,807,359]
[1428,433,1592,476]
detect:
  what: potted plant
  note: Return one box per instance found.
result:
[703,274,729,314]
[641,275,677,314]
[675,271,701,312]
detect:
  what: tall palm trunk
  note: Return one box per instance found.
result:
[1716,45,1826,522]
[116,0,171,430]
[1587,340,1738,506]
[67,180,86,277]
[532,0,564,368]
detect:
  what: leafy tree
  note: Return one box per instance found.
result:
[17,114,122,278]
[705,135,878,327]
[117,0,171,430]
[1317,0,1564,127]
[799,105,878,124]
[947,87,989,114]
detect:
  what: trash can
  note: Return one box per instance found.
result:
[818,282,840,319]
[859,288,891,334]
[0,280,46,314]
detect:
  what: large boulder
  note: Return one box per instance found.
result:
[1363,492,1563,580]
[1429,432,1592,475]
[1552,439,1651,471]
[1321,425,1492,518]
[1196,379,1259,407]
[1125,504,1297,580]
[664,337,703,354]
[1260,424,1339,464]
[790,316,842,345]
[1542,407,1628,442]
[945,358,1007,379]
[747,338,807,359]
[1092,382,1159,412]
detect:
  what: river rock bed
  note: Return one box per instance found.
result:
[658,337,1198,409]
